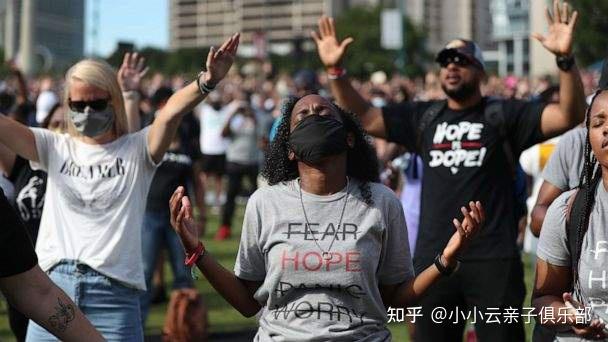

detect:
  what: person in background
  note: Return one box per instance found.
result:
[35,78,59,126]
[216,99,259,240]
[139,86,205,323]
[195,91,238,211]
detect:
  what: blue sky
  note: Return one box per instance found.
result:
[85,0,169,57]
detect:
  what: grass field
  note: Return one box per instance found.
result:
[0,204,538,341]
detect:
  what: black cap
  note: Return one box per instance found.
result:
[436,39,485,71]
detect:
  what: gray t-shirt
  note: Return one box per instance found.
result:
[226,113,258,165]
[537,185,608,341]
[235,179,414,341]
[542,126,586,191]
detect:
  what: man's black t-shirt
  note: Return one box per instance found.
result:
[9,156,47,241]
[0,188,37,277]
[382,98,546,273]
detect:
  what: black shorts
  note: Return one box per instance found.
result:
[200,154,226,175]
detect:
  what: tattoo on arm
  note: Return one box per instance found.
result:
[48,298,76,332]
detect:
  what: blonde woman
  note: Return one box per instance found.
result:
[0,34,239,341]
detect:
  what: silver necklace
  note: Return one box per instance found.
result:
[298,177,349,261]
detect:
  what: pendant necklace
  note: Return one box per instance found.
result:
[298,177,349,261]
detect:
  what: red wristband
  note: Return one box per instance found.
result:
[327,66,347,80]
[184,242,205,267]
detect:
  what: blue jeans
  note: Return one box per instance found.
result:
[26,260,143,342]
[140,210,193,324]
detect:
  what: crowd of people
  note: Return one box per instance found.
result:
[1,0,608,341]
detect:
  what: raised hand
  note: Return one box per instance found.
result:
[311,15,354,68]
[203,33,240,86]
[117,52,149,92]
[169,186,200,253]
[442,201,485,265]
[532,0,578,56]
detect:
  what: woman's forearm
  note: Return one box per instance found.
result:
[123,91,142,133]
[390,263,443,308]
[148,82,206,163]
[195,251,261,317]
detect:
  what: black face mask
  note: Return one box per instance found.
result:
[289,114,348,164]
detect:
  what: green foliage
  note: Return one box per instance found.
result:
[570,0,608,66]
[334,5,429,78]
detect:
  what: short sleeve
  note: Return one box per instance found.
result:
[0,189,37,277]
[377,194,415,285]
[503,99,547,154]
[29,127,61,171]
[536,191,573,267]
[542,130,577,191]
[135,126,162,169]
[381,102,425,152]
[234,194,266,281]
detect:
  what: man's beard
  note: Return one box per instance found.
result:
[442,80,478,101]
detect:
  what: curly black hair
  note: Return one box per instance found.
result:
[261,96,380,205]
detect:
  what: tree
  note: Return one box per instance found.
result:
[334,5,429,78]
[571,0,608,66]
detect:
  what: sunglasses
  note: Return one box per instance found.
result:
[68,98,110,112]
[438,54,472,68]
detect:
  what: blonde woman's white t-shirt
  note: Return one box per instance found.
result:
[30,127,158,290]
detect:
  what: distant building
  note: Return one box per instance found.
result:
[418,0,495,53]
[170,0,337,57]
[491,0,530,76]
[0,0,85,71]
[490,0,555,77]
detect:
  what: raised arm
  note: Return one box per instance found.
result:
[169,187,262,317]
[532,1,585,137]
[148,33,240,164]
[0,115,38,163]
[311,16,386,138]
[117,52,149,133]
[0,265,104,342]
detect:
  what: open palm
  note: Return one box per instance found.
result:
[311,15,354,68]
[532,0,578,56]
[204,33,240,86]
[170,186,200,253]
[443,201,485,261]
[117,52,149,92]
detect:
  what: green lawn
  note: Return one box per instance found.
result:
[0,204,538,341]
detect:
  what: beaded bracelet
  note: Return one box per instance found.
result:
[196,71,216,95]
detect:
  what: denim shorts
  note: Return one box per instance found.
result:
[26,260,144,342]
